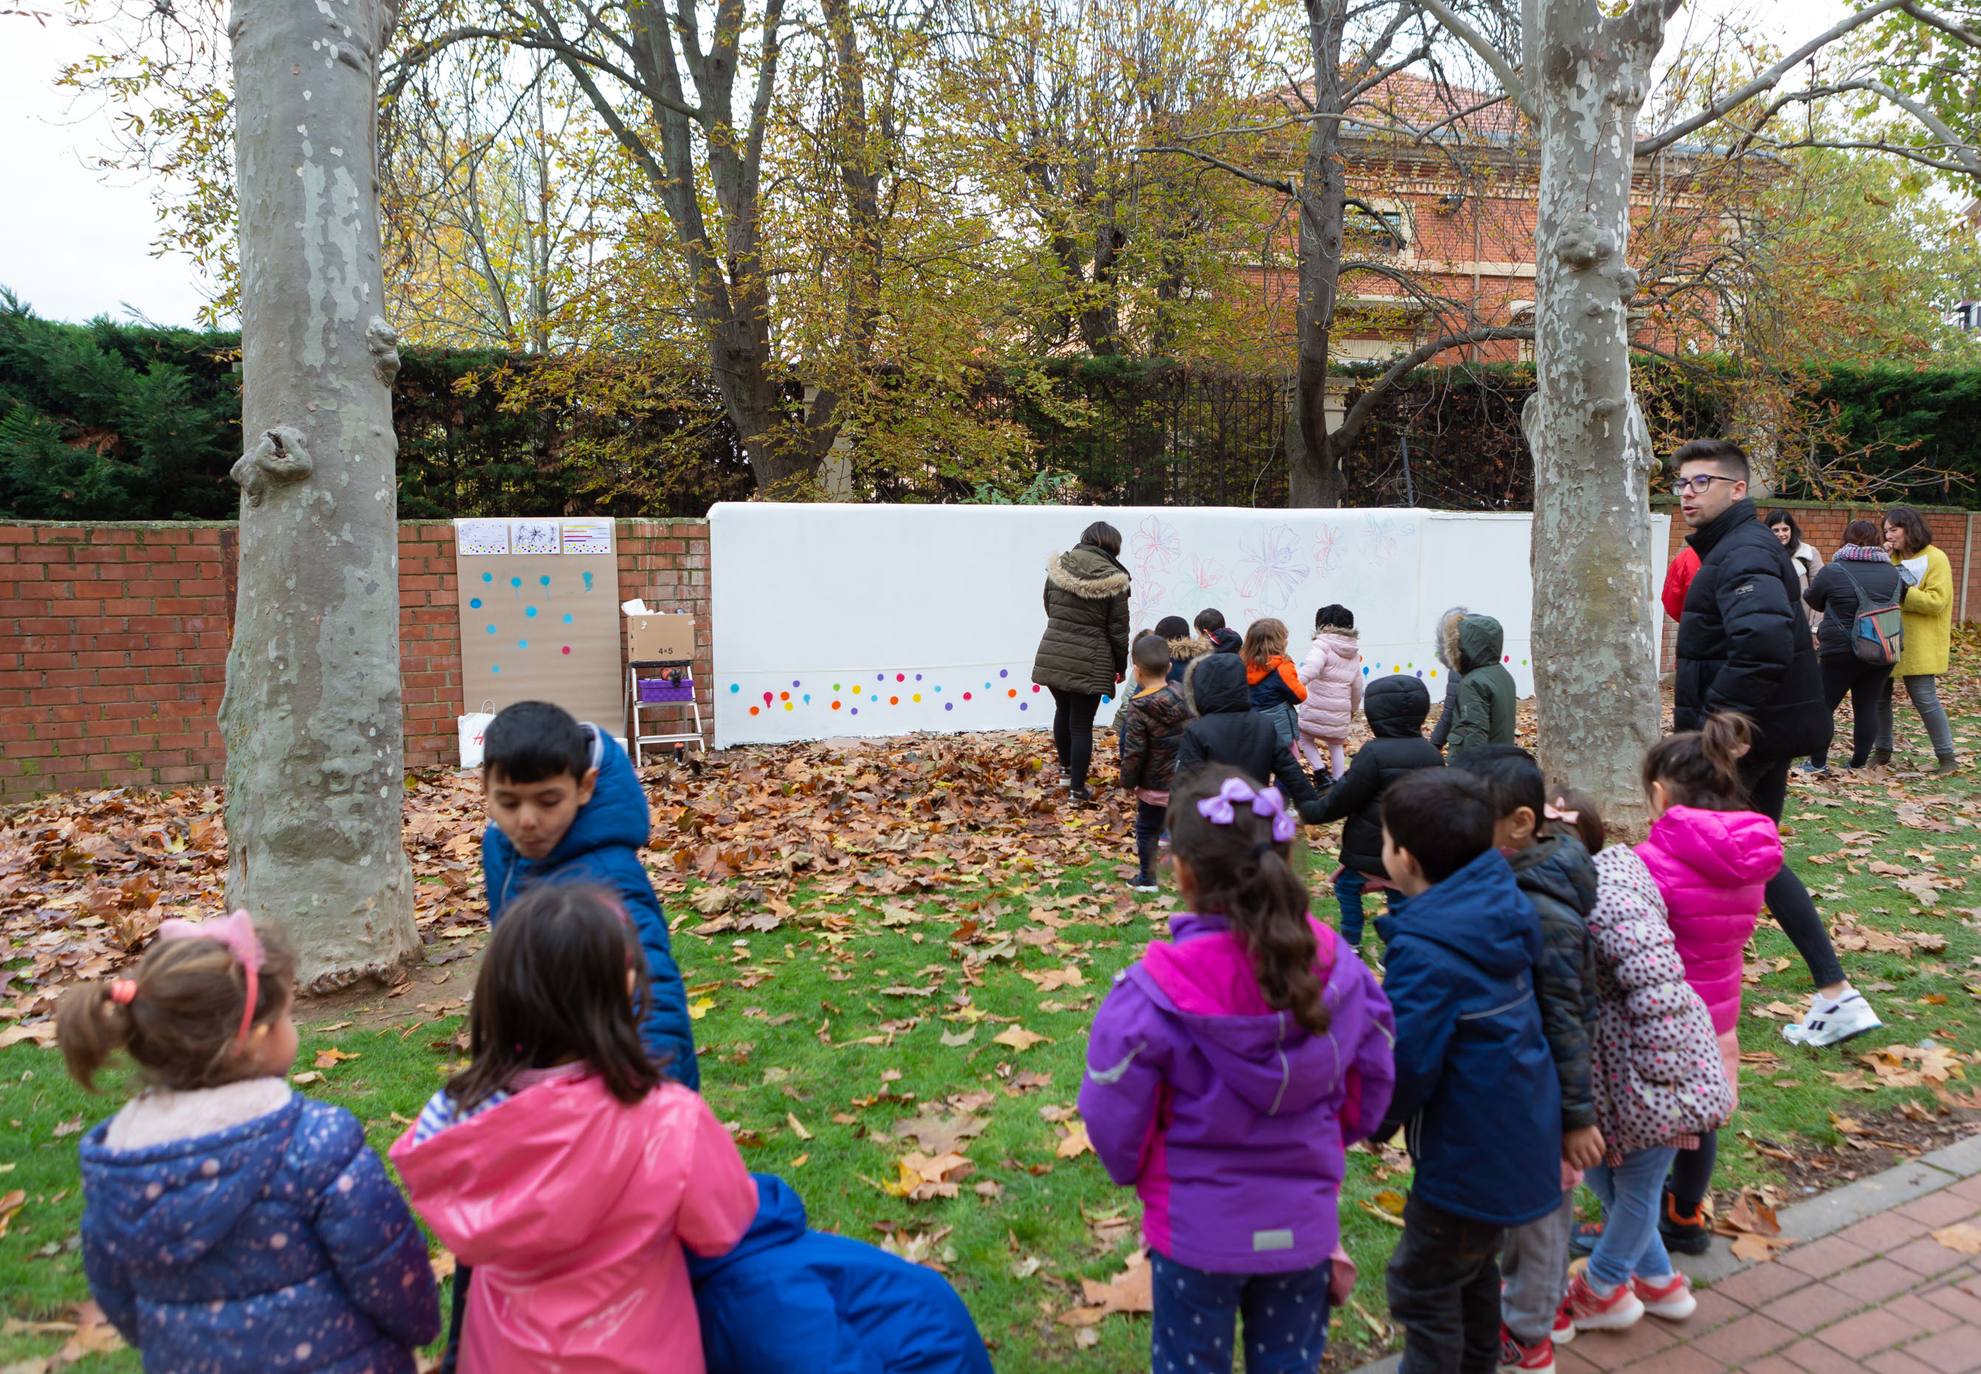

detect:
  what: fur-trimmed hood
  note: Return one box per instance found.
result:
[1435,606,1469,670]
[1167,633,1213,661]
[1046,545,1131,600]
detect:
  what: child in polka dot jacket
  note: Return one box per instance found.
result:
[58,910,439,1374]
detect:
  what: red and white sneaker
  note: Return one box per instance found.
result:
[1498,1325,1555,1371]
[1564,1272,1644,1332]
[1550,1297,1576,1345]
[1633,1271,1697,1320]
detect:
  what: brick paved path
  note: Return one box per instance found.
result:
[1554,1166,1981,1374]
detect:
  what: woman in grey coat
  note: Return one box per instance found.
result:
[1429,604,1469,753]
[1030,521,1131,801]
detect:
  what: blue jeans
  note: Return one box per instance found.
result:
[1149,1251,1331,1374]
[1333,869,1402,947]
[1586,1146,1679,1291]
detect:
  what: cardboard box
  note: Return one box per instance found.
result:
[627,612,695,662]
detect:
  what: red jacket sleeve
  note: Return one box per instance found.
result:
[1662,547,1699,622]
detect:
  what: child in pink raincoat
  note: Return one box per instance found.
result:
[1297,604,1363,778]
[1634,712,1783,1259]
[392,884,757,1374]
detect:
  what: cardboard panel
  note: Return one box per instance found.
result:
[628,613,695,662]
[709,503,1668,747]
[454,519,623,732]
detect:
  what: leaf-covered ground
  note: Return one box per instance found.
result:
[3,630,1980,1371]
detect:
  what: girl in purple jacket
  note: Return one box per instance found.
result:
[1636,714,1783,1257]
[1079,766,1396,1374]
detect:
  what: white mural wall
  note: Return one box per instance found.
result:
[709,503,1670,748]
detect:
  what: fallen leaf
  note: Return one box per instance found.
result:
[991,1026,1049,1052]
[939,1027,976,1047]
[786,1112,812,1141]
[1731,1232,1793,1262]
[892,1110,987,1155]
[50,1117,83,1139]
[1057,1250,1153,1326]
[1931,1224,1981,1256]
[1055,1121,1092,1159]
[313,1047,360,1069]
[0,1189,26,1239]
[687,996,715,1020]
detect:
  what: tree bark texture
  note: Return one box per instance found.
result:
[1288,0,1350,508]
[221,0,419,989]
[1520,0,1667,825]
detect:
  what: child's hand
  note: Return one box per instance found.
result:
[1563,1125,1605,1171]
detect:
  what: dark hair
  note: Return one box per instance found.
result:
[447,884,661,1110]
[1449,744,1546,829]
[1081,521,1123,558]
[1547,787,1606,854]
[58,919,297,1092]
[1673,438,1749,482]
[1761,509,1802,545]
[1883,506,1934,556]
[1643,713,1750,811]
[1843,518,1881,547]
[1167,767,1328,1035]
[483,700,591,784]
[1132,633,1172,674]
[1381,770,1494,883]
[1314,603,1355,630]
[1194,608,1226,633]
[1155,615,1191,640]
[1241,617,1288,666]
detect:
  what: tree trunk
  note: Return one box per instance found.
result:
[1522,0,1666,826]
[1288,0,1348,508]
[221,0,418,989]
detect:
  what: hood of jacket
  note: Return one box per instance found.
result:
[1130,913,1359,1119]
[80,1093,301,1272]
[1509,832,1598,916]
[1456,615,1505,674]
[1642,805,1783,887]
[1046,544,1130,600]
[1384,846,1537,980]
[683,1174,792,1280]
[1364,673,1431,738]
[1166,634,1213,661]
[485,723,649,885]
[1311,629,1360,656]
[1206,626,1243,655]
[1244,655,1294,686]
[1435,607,1469,669]
[1183,651,1251,716]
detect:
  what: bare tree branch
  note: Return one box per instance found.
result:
[1334,325,1535,444]
[1411,0,1531,118]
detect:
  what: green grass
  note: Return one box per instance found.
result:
[3,664,1978,1371]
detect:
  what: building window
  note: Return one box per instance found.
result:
[1346,202,1410,253]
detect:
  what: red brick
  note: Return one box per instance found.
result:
[1820,1305,1923,1358]
[1781,1234,1875,1280]
[1897,1324,1981,1373]
[1898,1191,1981,1228]
[1867,1350,1949,1374]
[1613,1347,1723,1374]
[1760,1280,1868,1330]
[1830,1259,1925,1306]
[1923,1279,1981,1326]
[1687,1310,1796,1363]
[1834,1210,1938,1253]
[1890,1237,1974,1278]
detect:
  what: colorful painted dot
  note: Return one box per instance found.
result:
[792,680,801,688]
[1007,689,1018,698]
[945,702,954,712]
[963,692,973,701]
[1032,684,1041,693]
[851,708,859,716]
[832,683,842,692]
[1522,658,1530,666]
[563,613,574,625]
[482,572,494,583]
[749,706,760,716]
[763,692,774,706]
[485,624,497,634]
[539,575,551,586]
[1415,669,1423,678]
[876,674,885,682]
[511,577,522,589]
[1019,702,1028,712]
[803,693,811,704]
[560,646,570,655]
[518,640,529,649]
[934,685,942,694]
[491,664,501,674]
[912,693,922,703]
[831,701,842,711]
[729,683,741,694]
[915,673,923,681]
[1100,694,1111,705]
[783,702,793,712]
[984,682,992,690]
[896,673,906,683]
[780,691,790,702]
[525,606,538,618]
[999,669,1010,678]
[890,696,900,705]
[581,572,594,591]
[469,597,482,609]
[1503,655,1511,663]
[1362,666,1370,676]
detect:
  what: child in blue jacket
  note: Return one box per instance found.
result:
[59,910,439,1373]
[480,700,697,1086]
[1375,770,1562,1374]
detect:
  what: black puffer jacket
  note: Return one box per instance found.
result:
[1118,684,1190,793]
[1509,834,1600,1133]
[1675,499,1829,758]
[1031,544,1131,696]
[1804,554,1901,662]
[1313,674,1444,874]
[1173,654,1326,821]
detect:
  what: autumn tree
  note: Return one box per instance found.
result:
[219,0,420,985]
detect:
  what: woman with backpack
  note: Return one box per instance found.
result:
[1800,519,1900,775]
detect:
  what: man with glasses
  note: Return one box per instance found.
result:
[1670,439,1878,1049]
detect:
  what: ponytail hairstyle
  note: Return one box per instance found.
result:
[1545,787,1606,854]
[1643,712,1751,812]
[1241,618,1289,668]
[447,883,660,1111]
[57,915,297,1093]
[1167,766,1328,1035]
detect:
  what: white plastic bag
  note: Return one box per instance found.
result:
[458,702,497,769]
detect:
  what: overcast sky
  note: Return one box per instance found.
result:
[0,0,1852,328]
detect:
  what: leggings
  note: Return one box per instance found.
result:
[1740,755,1848,990]
[1049,688,1101,790]
[1669,1130,1717,1217]
[1297,731,1347,778]
[1811,656,1893,769]
[1875,674,1957,759]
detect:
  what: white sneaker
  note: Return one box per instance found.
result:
[1782,989,1883,1047]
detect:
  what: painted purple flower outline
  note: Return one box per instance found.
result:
[1237,524,1309,611]
[1132,516,1180,577]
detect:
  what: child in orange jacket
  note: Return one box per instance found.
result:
[1243,618,1307,750]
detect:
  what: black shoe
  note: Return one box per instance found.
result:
[1069,786,1093,804]
[1871,748,1893,768]
[1659,1191,1712,1256]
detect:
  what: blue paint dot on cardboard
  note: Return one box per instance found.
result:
[482,572,493,584]
[525,606,539,618]
[491,664,501,674]
[469,598,482,609]
[519,640,529,649]
[485,624,497,635]
[511,577,522,589]
[562,613,573,624]
[582,571,594,592]
[802,694,811,704]
[539,575,551,586]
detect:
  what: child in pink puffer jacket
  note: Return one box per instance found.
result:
[1297,604,1362,777]
[1634,712,1783,1258]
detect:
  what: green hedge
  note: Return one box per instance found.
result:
[3,298,1975,519]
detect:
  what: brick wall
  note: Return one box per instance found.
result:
[1658,504,1980,669]
[1,519,712,801]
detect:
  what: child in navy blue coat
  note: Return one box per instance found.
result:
[59,910,438,1373]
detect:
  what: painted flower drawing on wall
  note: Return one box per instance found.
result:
[1312,524,1344,573]
[1190,555,1225,590]
[1132,516,1181,577]
[1237,525,1309,611]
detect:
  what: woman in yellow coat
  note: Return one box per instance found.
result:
[1875,506,1958,773]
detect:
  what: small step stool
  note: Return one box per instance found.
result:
[627,659,705,766]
